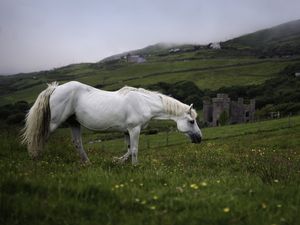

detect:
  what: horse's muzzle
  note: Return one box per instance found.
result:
[188,132,202,144]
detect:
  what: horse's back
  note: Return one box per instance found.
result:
[74,86,130,130]
[49,81,153,131]
[49,81,124,130]
[70,84,151,131]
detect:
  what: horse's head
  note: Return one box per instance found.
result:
[176,104,202,144]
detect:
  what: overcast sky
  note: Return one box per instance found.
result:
[0,0,300,75]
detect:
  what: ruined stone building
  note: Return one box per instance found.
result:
[203,94,255,126]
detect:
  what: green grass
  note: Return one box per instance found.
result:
[1,116,300,225]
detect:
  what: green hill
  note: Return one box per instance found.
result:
[222,19,300,56]
[0,19,300,119]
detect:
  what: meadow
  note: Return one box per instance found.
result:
[1,116,300,225]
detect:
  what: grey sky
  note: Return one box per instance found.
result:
[0,0,300,75]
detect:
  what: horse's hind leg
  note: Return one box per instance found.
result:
[113,132,131,163]
[69,119,90,164]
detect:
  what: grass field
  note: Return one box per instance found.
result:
[1,116,300,225]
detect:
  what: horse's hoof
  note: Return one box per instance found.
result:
[81,159,91,166]
[112,157,119,163]
[113,157,126,164]
[132,162,139,166]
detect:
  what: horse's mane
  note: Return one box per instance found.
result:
[118,86,154,95]
[118,86,197,118]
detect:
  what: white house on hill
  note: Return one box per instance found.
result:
[208,42,221,49]
[125,54,146,63]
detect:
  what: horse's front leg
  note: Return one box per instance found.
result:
[128,126,141,165]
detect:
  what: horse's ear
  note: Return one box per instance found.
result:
[188,103,193,114]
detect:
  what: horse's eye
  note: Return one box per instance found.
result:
[189,120,195,125]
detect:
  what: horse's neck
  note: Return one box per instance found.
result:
[142,95,165,119]
[124,90,182,121]
[149,95,180,121]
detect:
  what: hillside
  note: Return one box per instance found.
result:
[222,19,300,56]
[0,19,300,121]
[100,43,180,62]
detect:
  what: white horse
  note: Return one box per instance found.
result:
[22,81,202,164]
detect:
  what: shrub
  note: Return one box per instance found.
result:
[219,111,229,126]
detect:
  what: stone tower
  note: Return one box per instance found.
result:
[202,94,255,126]
[249,99,256,121]
[212,94,230,126]
[203,98,213,125]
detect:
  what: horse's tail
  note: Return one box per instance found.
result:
[21,82,59,159]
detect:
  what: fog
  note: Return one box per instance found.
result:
[0,0,300,75]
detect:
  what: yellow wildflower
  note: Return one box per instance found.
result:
[150,205,156,210]
[201,182,207,187]
[153,195,158,200]
[190,184,199,189]
[223,207,230,213]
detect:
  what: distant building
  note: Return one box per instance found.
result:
[169,48,181,53]
[125,54,146,63]
[203,94,255,126]
[208,42,221,49]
